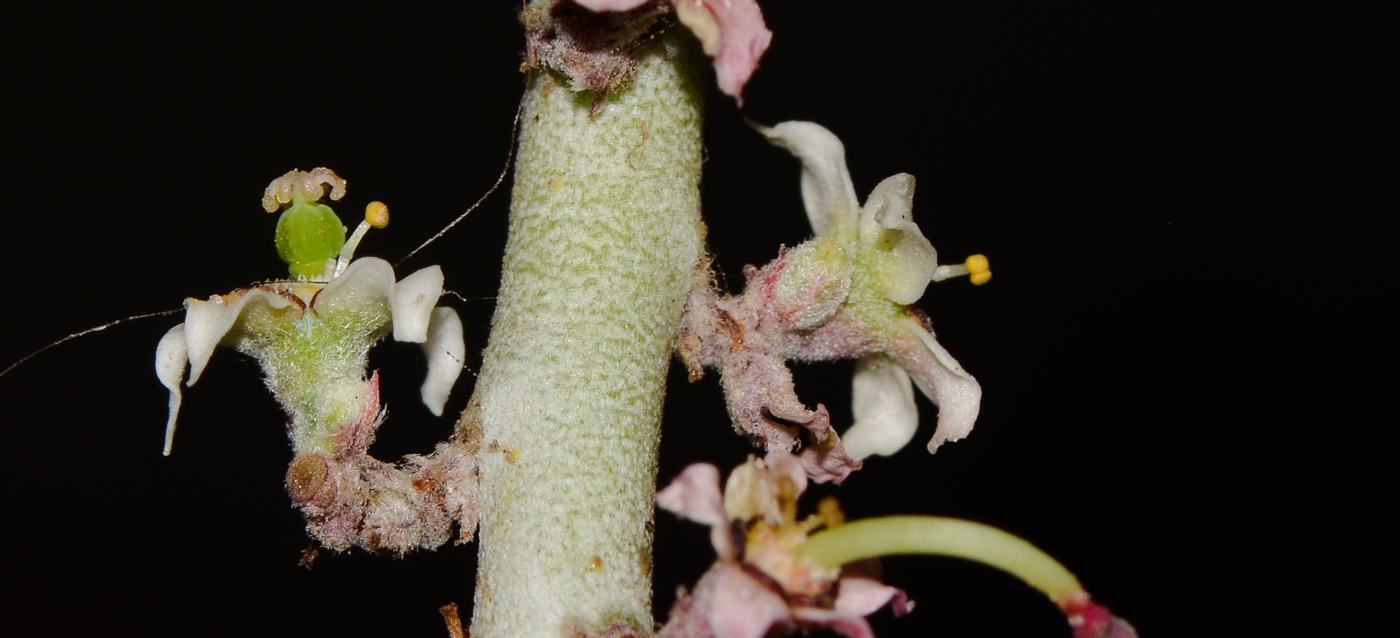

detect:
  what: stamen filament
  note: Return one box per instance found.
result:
[335,221,372,277]
[335,202,390,278]
[931,254,992,284]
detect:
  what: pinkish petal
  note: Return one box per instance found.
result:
[835,577,914,618]
[797,419,863,485]
[658,463,736,558]
[789,607,875,638]
[709,564,792,638]
[572,0,652,11]
[657,463,727,527]
[676,0,772,103]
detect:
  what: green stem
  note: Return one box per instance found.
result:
[798,515,1084,600]
[459,30,706,638]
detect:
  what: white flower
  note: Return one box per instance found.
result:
[755,121,985,458]
[155,257,464,455]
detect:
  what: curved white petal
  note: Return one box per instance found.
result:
[184,289,295,385]
[859,174,938,305]
[419,307,465,416]
[392,266,444,343]
[313,258,443,343]
[683,0,772,103]
[755,121,861,240]
[892,316,982,453]
[842,355,918,461]
[156,323,188,456]
[314,257,395,318]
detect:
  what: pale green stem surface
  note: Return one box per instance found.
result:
[461,32,705,638]
[799,516,1085,600]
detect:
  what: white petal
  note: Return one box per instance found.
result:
[859,174,938,305]
[419,307,465,417]
[842,355,918,460]
[184,289,294,385]
[313,258,444,343]
[314,257,395,318]
[391,265,444,343]
[755,121,861,240]
[893,316,982,452]
[156,323,188,456]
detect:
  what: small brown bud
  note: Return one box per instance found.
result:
[286,453,332,505]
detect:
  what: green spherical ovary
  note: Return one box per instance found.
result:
[275,203,346,278]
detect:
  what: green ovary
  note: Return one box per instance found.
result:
[276,203,347,278]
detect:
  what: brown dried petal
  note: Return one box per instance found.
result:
[523,0,667,95]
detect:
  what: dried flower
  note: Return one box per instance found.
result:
[655,455,912,638]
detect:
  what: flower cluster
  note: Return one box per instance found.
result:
[678,122,988,483]
[655,454,912,638]
[155,169,477,553]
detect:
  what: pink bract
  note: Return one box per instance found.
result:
[573,0,772,103]
[573,0,651,10]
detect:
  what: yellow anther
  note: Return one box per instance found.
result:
[965,254,991,285]
[365,201,389,228]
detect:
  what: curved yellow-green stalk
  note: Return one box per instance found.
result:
[798,515,1083,600]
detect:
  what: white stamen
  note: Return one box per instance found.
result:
[335,221,373,278]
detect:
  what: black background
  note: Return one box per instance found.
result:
[0,1,1380,636]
